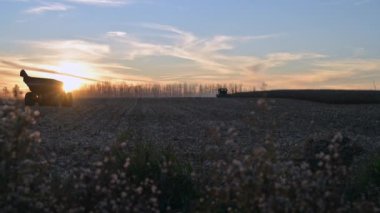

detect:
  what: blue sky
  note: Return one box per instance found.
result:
[1,0,380,90]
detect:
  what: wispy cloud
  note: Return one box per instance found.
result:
[20,0,131,16]
[2,24,330,88]
[66,0,131,6]
[26,40,110,60]
[3,26,378,90]
[0,59,98,81]
[0,41,153,87]
[106,24,321,81]
[261,59,380,89]
[25,3,71,14]
[14,25,294,85]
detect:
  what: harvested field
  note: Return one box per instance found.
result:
[3,97,380,211]
[36,97,380,170]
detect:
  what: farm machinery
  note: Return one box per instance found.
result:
[216,88,229,97]
[20,70,73,107]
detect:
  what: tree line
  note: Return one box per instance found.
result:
[74,82,254,98]
[1,82,256,98]
[1,85,23,99]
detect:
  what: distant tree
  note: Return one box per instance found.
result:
[2,87,10,97]
[260,82,268,91]
[12,84,22,99]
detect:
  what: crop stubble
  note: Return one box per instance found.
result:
[35,98,380,171]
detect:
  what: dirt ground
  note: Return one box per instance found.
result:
[35,98,380,172]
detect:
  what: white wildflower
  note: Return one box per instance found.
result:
[121,192,127,198]
[123,158,130,169]
[151,185,157,193]
[135,186,143,194]
[33,110,40,117]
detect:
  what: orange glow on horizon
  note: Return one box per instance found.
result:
[39,61,97,92]
[62,76,83,92]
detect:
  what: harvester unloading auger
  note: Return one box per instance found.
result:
[20,69,73,107]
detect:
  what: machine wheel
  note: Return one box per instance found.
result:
[25,92,37,106]
[62,93,73,107]
[42,93,63,106]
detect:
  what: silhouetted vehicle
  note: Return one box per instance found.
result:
[217,88,229,98]
[20,70,73,107]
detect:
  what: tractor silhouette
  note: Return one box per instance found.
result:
[217,88,228,97]
[20,70,73,107]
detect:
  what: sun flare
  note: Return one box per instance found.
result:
[40,61,96,92]
[61,76,83,92]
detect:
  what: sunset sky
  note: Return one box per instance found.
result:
[1,0,380,91]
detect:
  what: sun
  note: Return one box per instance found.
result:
[37,61,97,92]
[55,61,93,92]
[61,76,83,92]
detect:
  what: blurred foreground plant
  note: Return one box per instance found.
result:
[56,135,196,212]
[0,101,55,212]
[197,98,379,212]
[0,101,196,212]
[198,130,379,212]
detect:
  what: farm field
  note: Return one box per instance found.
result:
[2,97,380,211]
[36,97,380,171]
